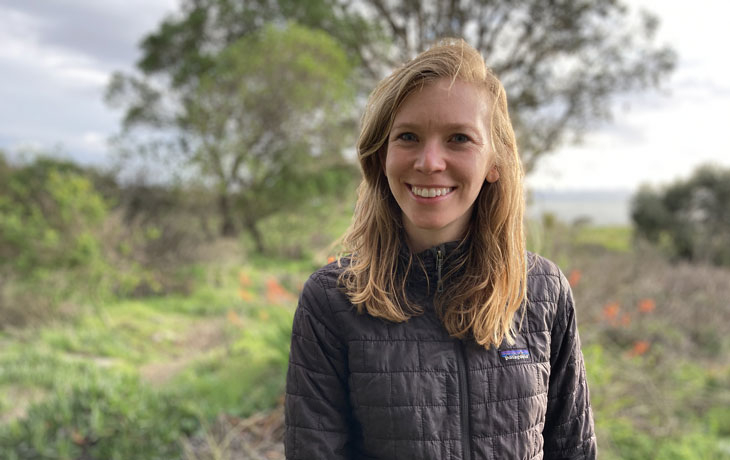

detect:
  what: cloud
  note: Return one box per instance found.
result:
[0,0,178,68]
[0,0,179,164]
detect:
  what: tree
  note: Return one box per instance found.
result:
[109,0,675,173]
[632,165,730,266]
[108,23,356,250]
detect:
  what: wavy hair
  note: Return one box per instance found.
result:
[339,38,526,349]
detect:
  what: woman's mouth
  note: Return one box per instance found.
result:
[410,185,454,198]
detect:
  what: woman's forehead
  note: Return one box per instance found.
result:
[391,79,490,131]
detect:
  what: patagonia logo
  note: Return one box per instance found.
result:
[499,348,530,361]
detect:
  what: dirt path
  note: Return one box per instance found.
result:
[140,316,227,385]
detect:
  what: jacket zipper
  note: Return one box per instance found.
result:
[436,245,470,458]
[436,245,444,293]
[455,340,472,460]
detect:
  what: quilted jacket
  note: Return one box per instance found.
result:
[285,244,596,459]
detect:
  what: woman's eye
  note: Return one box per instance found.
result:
[451,133,470,143]
[396,132,417,142]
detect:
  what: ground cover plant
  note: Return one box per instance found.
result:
[0,255,311,459]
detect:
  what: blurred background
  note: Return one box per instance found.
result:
[0,0,728,458]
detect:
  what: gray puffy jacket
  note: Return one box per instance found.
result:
[285,246,596,459]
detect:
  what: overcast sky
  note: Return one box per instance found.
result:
[1,0,728,191]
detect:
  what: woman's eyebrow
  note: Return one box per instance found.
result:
[441,122,480,133]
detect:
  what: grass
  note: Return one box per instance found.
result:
[573,225,633,252]
[0,256,309,423]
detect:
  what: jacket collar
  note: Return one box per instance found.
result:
[399,238,468,294]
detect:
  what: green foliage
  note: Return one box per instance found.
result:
[109,21,358,248]
[112,0,675,172]
[185,22,357,246]
[632,164,730,266]
[0,156,107,276]
[0,370,199,460]
[584,343,730,460]
[0,155,115,327]
[121,0,375,96]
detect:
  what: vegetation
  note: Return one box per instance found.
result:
[632,164,730,266]
[107,21,358,245]
[108,0,674,172]
[541,220,730,459]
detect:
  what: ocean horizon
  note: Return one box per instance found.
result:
[527,189,632,226]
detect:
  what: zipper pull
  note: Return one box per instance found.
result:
[436,248,444,293]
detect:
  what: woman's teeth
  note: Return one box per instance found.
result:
[411,186,453,198]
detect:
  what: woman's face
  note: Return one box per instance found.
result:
[385,78,499,252]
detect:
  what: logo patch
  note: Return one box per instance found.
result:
[499,348,530,361]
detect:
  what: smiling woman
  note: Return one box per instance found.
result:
[385,78,499,252]
[285,39,596,460]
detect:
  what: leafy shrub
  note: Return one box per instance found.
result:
[0,155,112,327]
[0,156,107,276]
[632,164,730,266]
[0,370,199,460]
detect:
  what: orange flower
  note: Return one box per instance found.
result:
[266,277,295,303]
[327,256,336,264]
[602,302,620,321]
[629,340,650,357]
[568,269,582,287]
[638,298,656,314]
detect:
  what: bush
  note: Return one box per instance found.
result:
[0,156,108,276]
[0,370,199,460]
[0,155,112,327]
[631,164,730,266]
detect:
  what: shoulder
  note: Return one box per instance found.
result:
[302,258,350,305]
[523,252,573,332]
[297,259,353,325]
[305,258,348,292]
[526,251,569,303]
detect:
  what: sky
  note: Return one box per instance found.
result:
[1,0,728,192]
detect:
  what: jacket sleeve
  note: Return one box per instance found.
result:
[542,271,597,459]
[285,273,353,460]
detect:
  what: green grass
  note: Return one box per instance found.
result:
[0,258,307,427]
[37,306,192,364]
[574,225,633,252]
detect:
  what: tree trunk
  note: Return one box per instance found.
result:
[218,193,236,237]
[243,218,265,254]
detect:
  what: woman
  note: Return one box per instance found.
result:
[285,39,596,460]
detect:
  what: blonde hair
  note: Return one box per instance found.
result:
[340,38,526,349]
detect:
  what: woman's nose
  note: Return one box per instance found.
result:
[414,140,446,174]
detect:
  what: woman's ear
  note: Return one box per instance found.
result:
[486,166,500,183]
